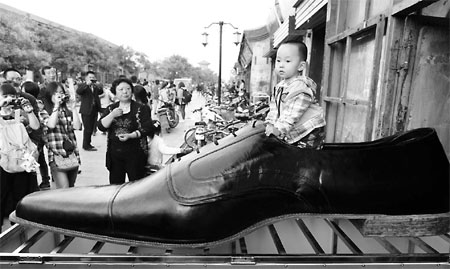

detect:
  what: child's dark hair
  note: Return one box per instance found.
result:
[281,40,308,61]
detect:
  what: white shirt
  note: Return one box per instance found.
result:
[147,135,182,167]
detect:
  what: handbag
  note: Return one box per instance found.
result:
[62,138,75,153]
[54,152,79,172]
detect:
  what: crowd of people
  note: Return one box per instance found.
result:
[0,67,192,231]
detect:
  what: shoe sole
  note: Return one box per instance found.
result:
[9,212,449,249]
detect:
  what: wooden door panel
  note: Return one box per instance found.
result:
[341,105,369,142]
[346,30,376,101]
[407,25,450,159]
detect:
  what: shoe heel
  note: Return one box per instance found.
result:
[357,213,450,237]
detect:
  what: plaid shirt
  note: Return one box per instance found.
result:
[265,76,326,144]
[42,108,80,164]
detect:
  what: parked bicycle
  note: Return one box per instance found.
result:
[184,107,266,153]
[234,100,269,122]
[184,118,242,153]
[157,101,179,133]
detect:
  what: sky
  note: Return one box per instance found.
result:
[1,0,275,80]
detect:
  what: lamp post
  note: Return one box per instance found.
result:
[202,21,241,105]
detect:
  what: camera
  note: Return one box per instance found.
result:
[57,93,71,103]
[0,97,26,109]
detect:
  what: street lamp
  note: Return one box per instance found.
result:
[202,21,241,105]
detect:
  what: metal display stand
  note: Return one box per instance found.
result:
[1,216,448,268]
[1,134,448,267]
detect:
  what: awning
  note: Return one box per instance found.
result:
[295,0,328,29]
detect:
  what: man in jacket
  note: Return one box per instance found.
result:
[36,65,56,188]
[76,71,103,151]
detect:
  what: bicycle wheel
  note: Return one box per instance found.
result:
[168,111,179,128]
[184,128,197,148]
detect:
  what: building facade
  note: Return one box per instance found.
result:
[236,0,449,159]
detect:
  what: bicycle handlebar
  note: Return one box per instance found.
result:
[192,107,203,113]
[220,119,242,129]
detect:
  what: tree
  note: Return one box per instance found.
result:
[133,51,152,71]
[189,67,217,85]
[159,55,194,80]
[0,12,51,71]
[114,46,137,76]
[0,8,218,85]
[51,34,86,76]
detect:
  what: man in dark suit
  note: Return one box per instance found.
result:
[76,71,103,151]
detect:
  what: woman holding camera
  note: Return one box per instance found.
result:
[0,82,40,231]
[41,81,81,189]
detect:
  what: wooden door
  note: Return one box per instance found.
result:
[406,20,450,159]
[322,16,385,142]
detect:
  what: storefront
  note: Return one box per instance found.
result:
[253,0,449,156]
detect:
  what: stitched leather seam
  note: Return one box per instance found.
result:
[186,129,266,182]
[170,169,302,205]
[108,183,128,234]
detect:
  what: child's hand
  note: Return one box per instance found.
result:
[181,147,193,155]
[265,124,280,137]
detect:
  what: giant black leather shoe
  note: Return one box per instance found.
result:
[10,123,450,248]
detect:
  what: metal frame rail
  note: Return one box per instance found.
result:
[1,217,449,267]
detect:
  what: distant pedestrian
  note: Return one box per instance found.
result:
[98,86,115,135]
[76,71,103,151]
[150,80,160,118]
[38,66,57,113]
[176,82,188,121]
[146,120,191,174]
[133,84,150,110]
[22,81,51,189]
[99,86,116,116]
